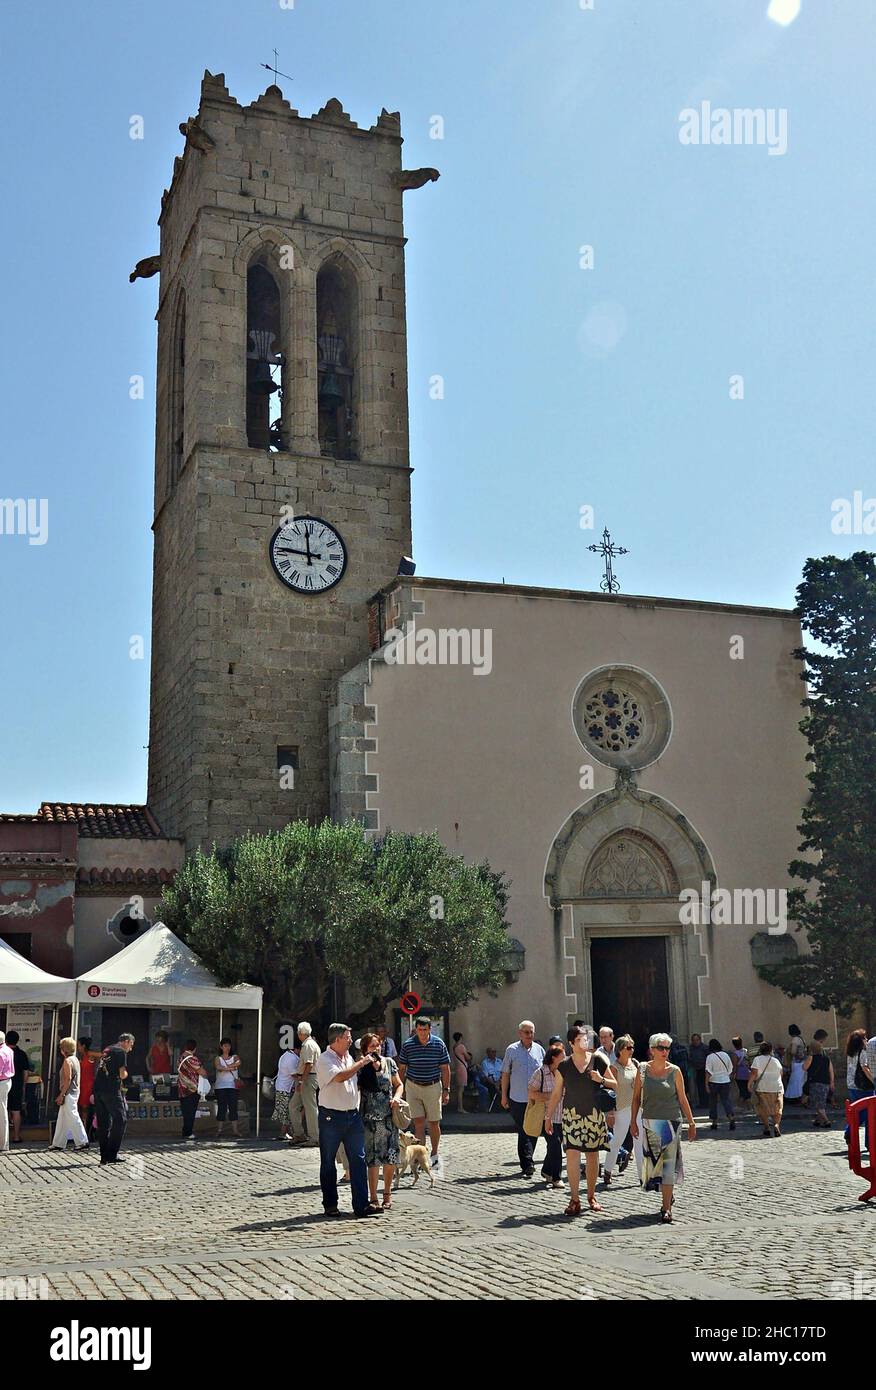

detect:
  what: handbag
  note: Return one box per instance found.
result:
[591,1054,616,1113]
[261,1074,277,1099]
[523,1065,548,1136]
[594,1086,617,1114]
[196,1074,212,1098]
[392,1098,412,1129]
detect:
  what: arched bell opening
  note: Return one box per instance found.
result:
[316,256,358,460]
[246,260,285,450]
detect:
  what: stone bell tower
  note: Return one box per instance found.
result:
[145,71,436,851]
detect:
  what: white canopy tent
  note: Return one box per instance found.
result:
[72,922,264,1134]
[0,936,75,1102]
[0,935,75,1004]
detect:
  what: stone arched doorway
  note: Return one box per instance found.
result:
[544,782,714,1045]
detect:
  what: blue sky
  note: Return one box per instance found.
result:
[1,0,873,811]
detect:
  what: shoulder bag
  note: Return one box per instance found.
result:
[523,1065,548,1136]
[593,1055,617,1114]
[388,1059,412,1128]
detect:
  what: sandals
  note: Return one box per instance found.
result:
[660,1209,673,1223]
[564,1198,582,1217]
[587,1196,603,1212]
[382,1195,392,1210]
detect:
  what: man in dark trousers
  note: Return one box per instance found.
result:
[92,1032,134,1165]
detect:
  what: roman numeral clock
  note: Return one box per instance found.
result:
[269,515,348,593]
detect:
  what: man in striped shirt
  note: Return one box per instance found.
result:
[398,1017,451,1165]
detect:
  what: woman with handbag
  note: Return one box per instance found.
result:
[750,1041,784,1136]
[630,1032,696,1224]
[545,1024,616,1215]
[527,1043,565,1188]
[214,1037,242,1138]
[844,1029,873,1149]
[784,1024,807,1104]
[177,1040,209,1142]
[358,1032,405,1210]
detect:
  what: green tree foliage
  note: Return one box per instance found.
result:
[757,552,876,1022]
[159,820,511,1025]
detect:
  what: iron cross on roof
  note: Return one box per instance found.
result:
[588,527,629,594]
[260,49,295,85]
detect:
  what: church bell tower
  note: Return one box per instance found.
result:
[146,71,432,850]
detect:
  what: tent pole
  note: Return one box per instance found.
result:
[219,1008,223,1046]
[46,1005,58,1135]
[255,1005,262,1138]
[71,989,79,1047]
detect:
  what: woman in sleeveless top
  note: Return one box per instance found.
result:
[51,1037,90,1152]
[630,1032,696,1224]
[546,1024,616,1215]
[451,1033,470,1114]
[802,1032,834,1128]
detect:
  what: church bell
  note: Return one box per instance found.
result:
[250,359,279,395]
[318,370,345,408]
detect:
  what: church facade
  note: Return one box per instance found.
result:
[332,578,836,1054]
[132,72,834,1053]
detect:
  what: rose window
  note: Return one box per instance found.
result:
[583,687,643,752]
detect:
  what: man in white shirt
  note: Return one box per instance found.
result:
[315,1024,381,1218]
[596,1026,617,1066]
[290,1023,320,1147]
[705,1038,736,1131]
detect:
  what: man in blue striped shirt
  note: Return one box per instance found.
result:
[398,1017,451,1165]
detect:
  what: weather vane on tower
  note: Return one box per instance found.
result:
[588,527,628,594]
[260,50,294,86]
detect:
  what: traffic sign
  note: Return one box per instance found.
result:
[400,990,421,1016]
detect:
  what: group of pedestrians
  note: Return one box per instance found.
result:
[313,1015,452,1217]
[500,1020,697,1222]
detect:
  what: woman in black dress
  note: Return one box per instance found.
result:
[546,1024,616,1215]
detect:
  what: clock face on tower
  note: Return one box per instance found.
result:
[269,515,348,594]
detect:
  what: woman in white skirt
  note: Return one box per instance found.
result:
[784,1024,807,1104]
[51,1038,90,1151]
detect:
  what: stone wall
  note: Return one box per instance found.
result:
[147,73,418,849]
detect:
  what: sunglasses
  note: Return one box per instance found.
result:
[653,1044,670,1051]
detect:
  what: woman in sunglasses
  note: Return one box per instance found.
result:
[630,1032,696,1223]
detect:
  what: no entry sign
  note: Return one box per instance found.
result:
[400,990,421,1016]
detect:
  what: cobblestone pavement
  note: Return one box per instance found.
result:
[2,1114,873,1300]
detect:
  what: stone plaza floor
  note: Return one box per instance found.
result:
[2,1110,874,1301]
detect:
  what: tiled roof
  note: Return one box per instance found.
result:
[0,804,165,838]
[76,866,176,889]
